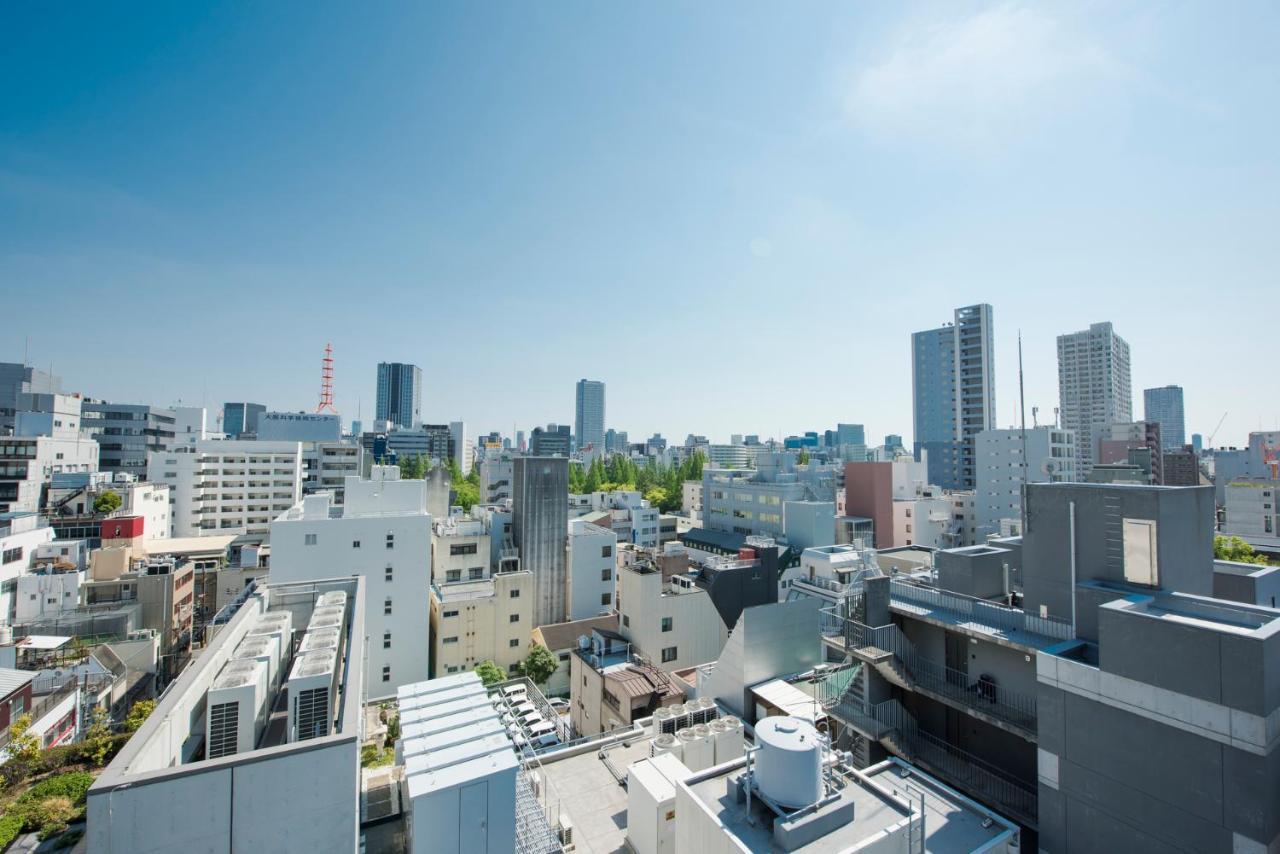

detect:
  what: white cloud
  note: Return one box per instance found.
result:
[846,4,1122,146]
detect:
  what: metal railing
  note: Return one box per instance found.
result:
[889,579,1073,641]
[832,613,1038,734]
[827,690,1038,826]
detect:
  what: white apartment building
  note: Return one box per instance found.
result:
[431,515,491,585]
[567,519,617,620]
[704,444,757,469]
[172,405,215,447]
[0,394,99,514]
[892,492,954,550]
[616,562,727,671]
[148,440,303,537]
[270,465,431,698]
[681,480,703,522]
[14,568,82,623]
[1057,321,1132,474]
[429,568,532,678]
[449,421,473,475]
[1224,482,1279,540]
[45,473,170,543]
[974,426,1077,538]
[569,491,660,548]
[0,511,55,620]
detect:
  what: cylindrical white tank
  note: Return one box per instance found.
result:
[652,732,683,761]
[715,716,745,764]
[754,716,823,809]
[653,706,674,735]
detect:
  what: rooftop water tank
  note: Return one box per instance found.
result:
[754,716,823,809]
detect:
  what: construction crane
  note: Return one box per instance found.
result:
[1206,411,1228,448]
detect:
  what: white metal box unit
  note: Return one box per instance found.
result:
[316,590,347,609]
[299,626,341,656]
[246,612,293,670]
[205,658,268,759]
[287,648,338,742]
[626,756,682,854]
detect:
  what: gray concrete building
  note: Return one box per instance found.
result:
[974,426,1076,540]
[512,456,568,626]
[817,481,1280,852]
[0,363,61,435]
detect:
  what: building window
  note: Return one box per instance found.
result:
[601,593,611,606]
[600,569,612,582]
[509,613,520,623]
[443,636,458,644]
[304,534,317,546]
[446,569,462,583]
[383,631,392,649]
[386,533,395,549]
[601,545,612,558]
[622,614,630,627]
[509,588,520,598]
[661,617,673,633]
[384,597,392,616]
[450,543,478,556]
[509,639,520,648]
[352,540,361,549]
[442,609,459,618]
[661,646,677,663]
[382,665,391,682]
[385,565,393,582]
[469,568,484,580]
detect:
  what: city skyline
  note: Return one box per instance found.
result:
[4,4,1278,445]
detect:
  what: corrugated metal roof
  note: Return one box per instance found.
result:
[0,667,34,698]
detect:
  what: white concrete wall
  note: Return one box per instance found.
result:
[567,521,617,620]
[618,568,726,671]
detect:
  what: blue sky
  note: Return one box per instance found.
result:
[3,2,1277,446]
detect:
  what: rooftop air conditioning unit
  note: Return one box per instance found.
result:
[557,815,575,849]
[247,613,293,669]
[233,634,281,690]
[307,611,343,632]
[299,627,341,656]
[287,648,338,742]
[311,604,344,623]
[316,591,347,609]
[206,658,267,758]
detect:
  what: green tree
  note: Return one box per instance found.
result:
[398,454,428,480]
[518,644,559,686]
[569,461,587,493]
[92,491,122,514]
[6,714,42,766]
[797,449,811,465]
[82,709,114,767]
[1214,535,1268,565]
[474,660,506,687]
[123,699,156,734]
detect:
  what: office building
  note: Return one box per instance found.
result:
[1057,321,1132,475]
[568,490,660,548]
[842,458,962,549]
[429,563,532,679]
[1223,481,1279,542]
[86,576,364,853]
[148,440,304,537]
[529,423,571,457]
[221,402,266,438]
[479,452,513,504]
[1162,444,1200,487]
[448,420,472,474]
[1097,420,1163,484]
[172,406,213,447]
[81,400,177,479]
[256,411,342,442]
[0,395,99,514]
[512,456,569,626]
[1143,384,1185,451]
[1212,431,1280,505]
[974,426,1077,538]
[912,304,996,490]
[575,379,606,455]
[701,451,839,544]
[375,362,423,430]
[0,362,60,435]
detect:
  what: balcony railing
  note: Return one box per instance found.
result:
[827,611,1038,736]
[889,579,1073,641]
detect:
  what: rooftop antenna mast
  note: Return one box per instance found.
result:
[1018,331,1029,494]
[316,342,339,414]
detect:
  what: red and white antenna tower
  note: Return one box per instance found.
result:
[316,342,339,414]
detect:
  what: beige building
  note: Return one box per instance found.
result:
[568,626,684,737]
[82,556,194,661]
[616,561,727,672]
[429,568,533,679]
